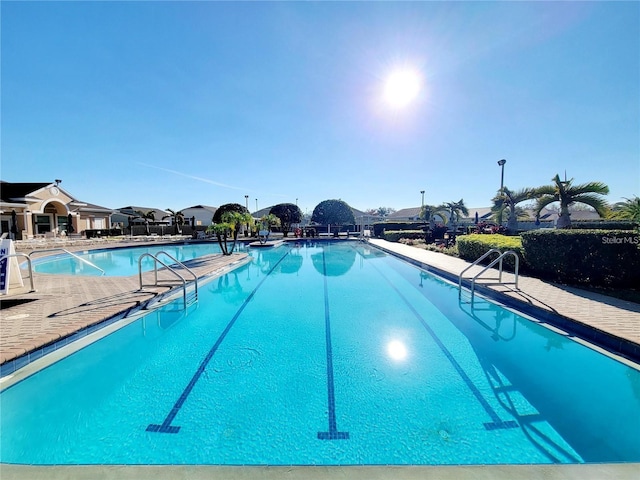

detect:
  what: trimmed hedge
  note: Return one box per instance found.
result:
[457,234,525,270]
[373,222,427,238]
[568,220,638,230]
[521,229,640,287]
[382,230,425,242]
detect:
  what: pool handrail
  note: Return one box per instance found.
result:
[28,248,105,276]
[458,248,502,292]
[469,251,520,304]
[458,248,519,304]
[1,252,36,292]
[138,253,197,309]
[155,251,198,301]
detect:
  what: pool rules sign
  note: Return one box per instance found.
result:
[0,239,23,295]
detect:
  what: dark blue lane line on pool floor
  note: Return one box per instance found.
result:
[318,249,349,440]
[147,251,290,434]
[369,260,518,431]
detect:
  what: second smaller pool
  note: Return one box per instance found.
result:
[30,242,246,277]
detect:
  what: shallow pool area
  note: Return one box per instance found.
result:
[2,241,639,466]
[29,241,244,276]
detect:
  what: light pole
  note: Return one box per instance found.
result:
[497,159,506,191]
[497,159,507,225]
[420,190,425,208]
[245,195,249,211]
[255,198,258,212]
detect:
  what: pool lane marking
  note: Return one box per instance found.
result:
[370,260,518,431]
[147,250,290,434]
[317,249,350,440]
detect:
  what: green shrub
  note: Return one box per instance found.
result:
[382,230,425,242]
[521,229,640,287]
[569,220,638,230]
[373,222,426,238]
[456,234,525,269]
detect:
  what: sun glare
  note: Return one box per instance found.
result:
[383,69,421,109]
[387,340,408,361]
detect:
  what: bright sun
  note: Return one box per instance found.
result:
[383,69,421,108]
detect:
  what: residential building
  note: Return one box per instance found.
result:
[180,205,217,226]
[0,181,112,239]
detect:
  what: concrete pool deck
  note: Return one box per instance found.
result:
[1,238,639,479]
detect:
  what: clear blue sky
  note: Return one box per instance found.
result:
[2,1,638,215]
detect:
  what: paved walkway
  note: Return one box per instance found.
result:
[369,239,640,360]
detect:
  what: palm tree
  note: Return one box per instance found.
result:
[419,204,448,229]
[164,208,185,233]
[207,211,254,255]
[609,196,640,222]
[259,213,281,232]
[492,187,537,232]
[439,199,468,230]
[135,210,156,221]
[535,174,609,228]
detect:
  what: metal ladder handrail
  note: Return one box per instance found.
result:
[1,252,36,292]
[138,253,196,309]
[469,250,519,303]
[28,248,105,275]
[458,248,502,291]
[155,251,198,300]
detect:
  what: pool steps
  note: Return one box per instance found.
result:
[458,249,520,303]
[138,251,199,310]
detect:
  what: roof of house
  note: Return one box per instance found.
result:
[538,208,601,221]
[1,181,112,213]
[388,207,422,219]
[182,205,218,213]
[71,202,114,214]
[464,207,494,220]
[1,181,53,202]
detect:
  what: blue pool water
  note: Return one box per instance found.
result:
[2,242,639,465]
[30,242,242,276]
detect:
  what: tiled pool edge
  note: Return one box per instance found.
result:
[371,242,640,365]
[1,462,639,480]
[0,304,143,378]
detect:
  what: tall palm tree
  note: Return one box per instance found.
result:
[609,196,640,222]
[492,187,537,232]
[439,199,468,230]
[419,204,448,229]
[164,208,185,233]
[535,174,609,228]
[207,211,254,255]
[135,210,156,221]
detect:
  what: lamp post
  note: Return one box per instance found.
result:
[497,159,506,191]
[497,159,507,225]
[420,190,425,208]
[245,195,249,211]
[255,198,258,212]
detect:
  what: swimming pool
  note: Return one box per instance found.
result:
[2,241,639,465]
[30,242,243,276]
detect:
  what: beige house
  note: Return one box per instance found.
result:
[0,181,112,239]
